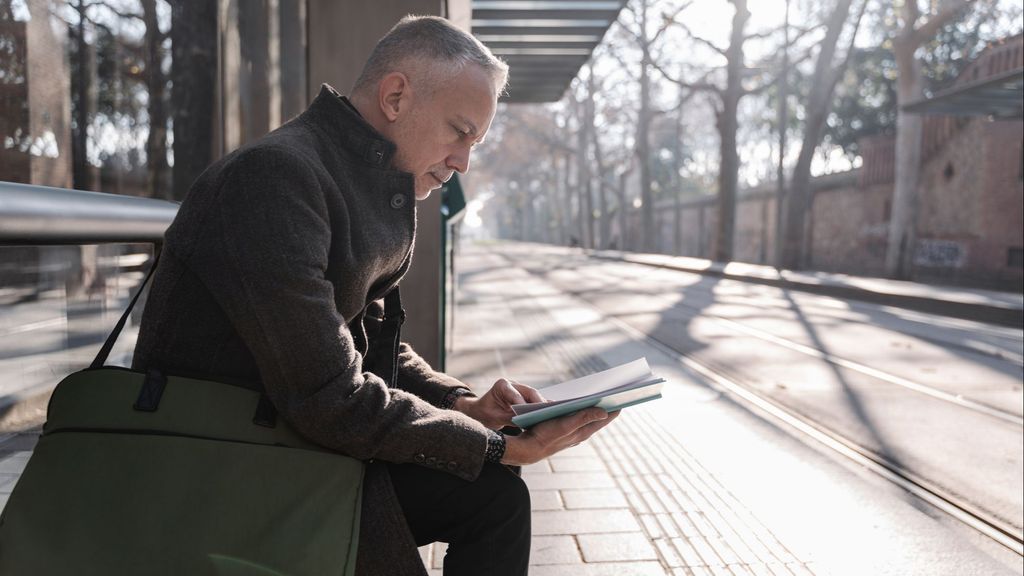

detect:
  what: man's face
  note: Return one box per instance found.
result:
[388,64,498,200]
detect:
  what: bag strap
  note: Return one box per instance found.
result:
[377,287,405,387]
[90,250,161,369]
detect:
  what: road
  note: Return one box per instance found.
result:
[479,242,1023,558]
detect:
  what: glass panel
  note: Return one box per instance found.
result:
[0,0,307,200]
[0,243,153,407]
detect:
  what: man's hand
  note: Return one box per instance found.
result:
[501,408,619,466]
[453,378,545,430]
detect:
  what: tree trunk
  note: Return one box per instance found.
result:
[713,0,749,262]
[143,0,168,199]
[70,0,94,191]
[672,95,686,255]
[170,0,218,200]
[780,0,858,270]
[560,152,573,245]
[618,170,630,250]
[887,40,924,278]
[636,1,655,252]
[575,111,593,248]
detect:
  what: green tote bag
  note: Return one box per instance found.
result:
[0,255,364,576]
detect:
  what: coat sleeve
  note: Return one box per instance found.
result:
[181,145,489,481]
[395,343,476,407]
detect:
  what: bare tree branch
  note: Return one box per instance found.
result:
[91,2,144,23]
[912,0,973,48]
[651,0,695,44]
[648,58,721,94]
[682,27,728,56]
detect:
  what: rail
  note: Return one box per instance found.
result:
[0,181,178,245]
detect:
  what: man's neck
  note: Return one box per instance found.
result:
[347,92,387,136]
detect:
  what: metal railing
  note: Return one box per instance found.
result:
[0,181,179,245]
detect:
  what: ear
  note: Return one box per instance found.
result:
[377,72,411,122]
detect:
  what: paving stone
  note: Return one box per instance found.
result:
[529,561,667,576]
[627,492,650,513]
[550,456,607,473]
[522,461,552,476]
[641,490,667,514]
[431,542,447,569]
[706,535,740,565]
[671,536,706,568]
[532,509,641,535]
[657,513,682,538]
[689,536,726,567]
[531,490,563,511]
[524,471,617,491]
[529,535,581,565]
[0,473,19,492]
[0,452,30,474]
[561,488,628,509]
[578,532,659,562]
[549,443,597,459]
[709,565,735,576]
[765,562,795,576]
[654,537,684,567]
[672,511,699,538]
[784,563,816,576]
[640,514,663,539]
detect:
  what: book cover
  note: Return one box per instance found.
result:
[510,358,664,428]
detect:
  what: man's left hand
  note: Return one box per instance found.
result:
[454,379,545,430]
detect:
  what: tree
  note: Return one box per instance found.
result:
[614,0,690,253]
[169,0,217,200]
[778,0,867,270]
[886,0,973,278]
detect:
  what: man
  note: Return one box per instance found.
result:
[133,15,618,576]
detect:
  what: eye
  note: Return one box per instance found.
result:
[452,125,468,138]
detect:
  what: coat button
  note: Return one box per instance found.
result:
[390,194,407,209]
[426,456,437,467]
[414,453,425,464]
[447,461,457,470]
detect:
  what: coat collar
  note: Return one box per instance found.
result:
[302,83,398,168]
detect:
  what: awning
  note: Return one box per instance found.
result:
[472,1,627,103]
[902,68,1024,119]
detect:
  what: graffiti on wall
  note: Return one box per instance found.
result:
[914,239,966,268]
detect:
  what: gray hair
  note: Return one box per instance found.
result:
[352,15,509,97]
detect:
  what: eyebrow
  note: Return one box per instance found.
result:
[455,115,479,138]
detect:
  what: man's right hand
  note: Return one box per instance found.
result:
[500,408,619,466]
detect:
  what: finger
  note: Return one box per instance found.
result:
[512,382,546,404]
[511,382,544,403]
[499,379,526,405]
[566,412,618,444]
[566,407,608,432]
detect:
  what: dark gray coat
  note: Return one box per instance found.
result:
[133,84,492,575]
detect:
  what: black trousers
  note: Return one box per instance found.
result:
[388,461,531,576]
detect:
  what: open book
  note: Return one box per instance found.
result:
[510,358,664,428]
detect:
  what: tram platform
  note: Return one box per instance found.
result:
[0,241,1019,575]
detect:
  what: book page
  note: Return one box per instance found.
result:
[531,358,653,402]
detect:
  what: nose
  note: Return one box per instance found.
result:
[446,144,471,175]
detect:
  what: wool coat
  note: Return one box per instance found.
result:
[132,84,494,576]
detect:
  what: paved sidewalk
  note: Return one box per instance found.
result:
[3,240,1017,574]
[418,245,827,576]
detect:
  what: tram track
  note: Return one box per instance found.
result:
[507,250,1024,557]
[587,292,1024,557]
[545,259,1024,426]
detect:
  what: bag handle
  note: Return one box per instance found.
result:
[90,250,161,369]
[377,287,405,387]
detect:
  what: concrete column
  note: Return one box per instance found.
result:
[307,0,469,368]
